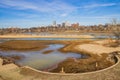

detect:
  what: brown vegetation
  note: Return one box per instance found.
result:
[0,55,22,65]
[0,40,92,51]
[103,40,120,47]
[53,41,117,73]
[0,40,48,51]
[0,22,120,35]
[0,40,117,73]
[59,40,92,54]
[51,53,115,73]
[43,50,54,54]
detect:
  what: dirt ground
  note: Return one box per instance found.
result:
[0,40,120,80]
[0,40,118,73]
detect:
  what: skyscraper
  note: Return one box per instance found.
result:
[52,21,56,27]
[62,21,70,27]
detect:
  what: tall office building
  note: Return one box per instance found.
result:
[62,21,70,27]
[52,21,56,26]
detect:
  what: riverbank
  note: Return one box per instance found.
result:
[0,39,120,80]
[76,44,120,55]
[0,40,119,73]
[59,39,120,55]
[0,40,49,51]
[0,34,94,38]
[51,40,120,73]
[0,40,91,51]
[0,55,120,80]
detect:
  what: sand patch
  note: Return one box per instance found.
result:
[75,44,120,55]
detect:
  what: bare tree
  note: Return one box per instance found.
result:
[110,18,120,40]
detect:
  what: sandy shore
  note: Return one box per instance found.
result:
[75,40,120,55]
[0,39,119,55]
[0,40,120,80]
[76,44,120,55]
[0,56,120,80]
[0,34,94,38]
[0,40,91,51]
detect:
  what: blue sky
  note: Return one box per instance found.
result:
[0,0,120,28]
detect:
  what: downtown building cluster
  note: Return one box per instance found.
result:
[0,22,120,35]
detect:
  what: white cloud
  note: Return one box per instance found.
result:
[80,3,117,9]
[76,14,120,19]
[0,0,119,20]
[61,13,68,17]
[0,0,76,13]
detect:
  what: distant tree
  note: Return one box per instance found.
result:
[110,18,120,40]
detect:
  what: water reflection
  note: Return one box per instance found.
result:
[0,44,82,70]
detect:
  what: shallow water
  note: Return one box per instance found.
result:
[0,38,81,42]
[0,44,83,70]
[82,33,115,39]
[0,34,115,43]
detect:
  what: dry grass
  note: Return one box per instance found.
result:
[0,40,48,51]
[59,40,93,54]
[0,55,23,66]
[51,53,115,73]
[52,41,116,73]
[103,40,120,47]
[0,40,116,73]
[43,50,54,54]
[0,40,92,51]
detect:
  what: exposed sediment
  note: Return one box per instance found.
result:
[0,40,48,51]
[0,34,94,38]
[0,40,120,80]
[0,40,119,73]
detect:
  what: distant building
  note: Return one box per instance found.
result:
[57,24,61,27]
[62,22,66,27]
[62,21,70,27]
[52,21,56,26]
[71,23,79,27]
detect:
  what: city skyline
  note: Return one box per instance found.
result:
[0,0,120,28]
